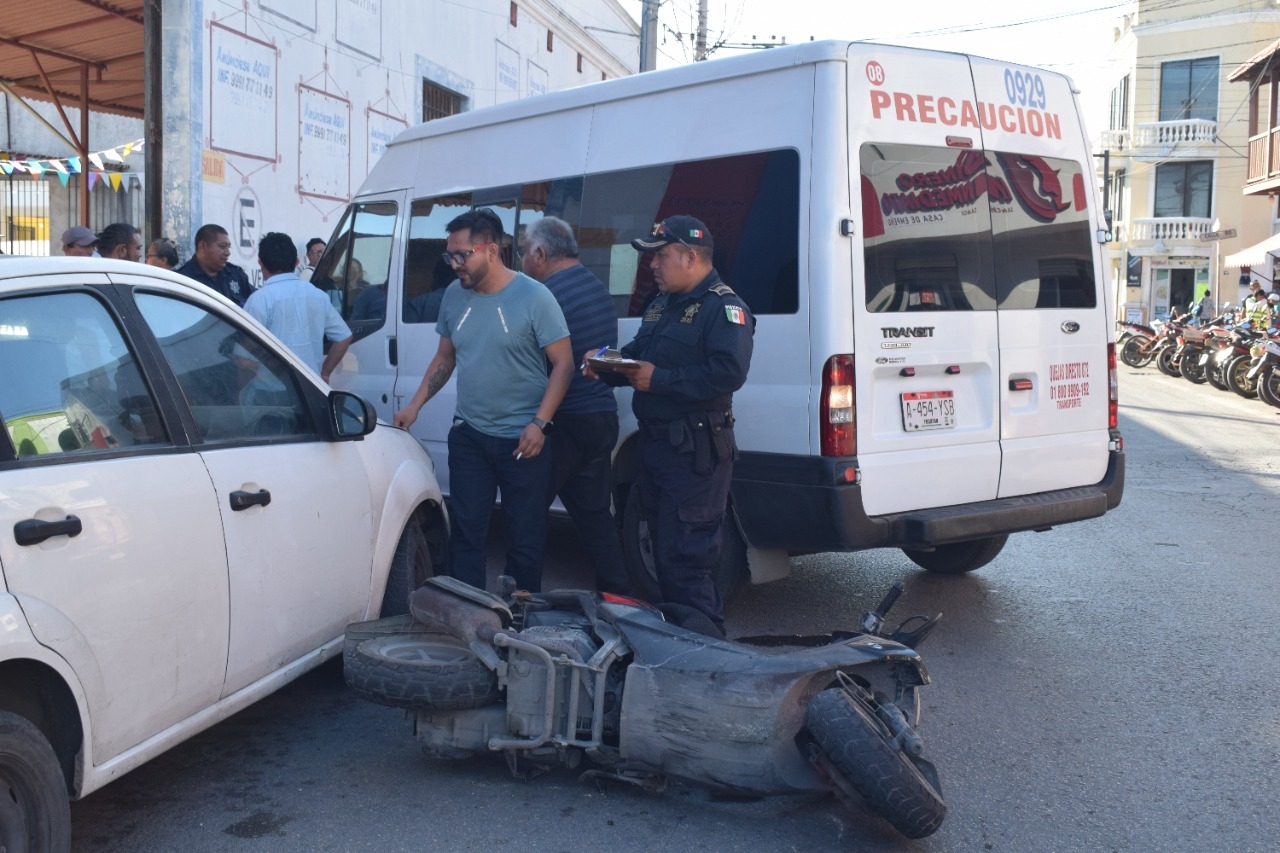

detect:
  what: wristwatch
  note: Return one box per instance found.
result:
[531,417,552,433]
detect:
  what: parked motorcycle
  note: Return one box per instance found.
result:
[1249,333,1280,409]
[344,577,947,839]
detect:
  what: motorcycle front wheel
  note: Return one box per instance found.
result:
[1155,344,1181,377]
[806,688,946,839]
[1205,358,1229,390]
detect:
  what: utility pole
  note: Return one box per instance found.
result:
[695,0,708,61]
[638,0,659,72]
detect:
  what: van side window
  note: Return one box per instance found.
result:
[860,144,1097,312]
[579,149,800,317]
[402,194,472,324]
[311,201,397,339]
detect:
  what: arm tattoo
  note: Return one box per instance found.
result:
[425,362,451,400]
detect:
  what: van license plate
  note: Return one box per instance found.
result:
[901,390,956,431]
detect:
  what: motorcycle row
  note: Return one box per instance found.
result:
[1117,311,1280,406]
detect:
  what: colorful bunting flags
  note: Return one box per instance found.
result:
[0,138,144,187]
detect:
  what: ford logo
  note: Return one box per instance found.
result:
[1061,321,1081,334]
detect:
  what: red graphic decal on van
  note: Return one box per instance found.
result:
[877,151,1012,215]
[866,61,885,85]
[869,90,1062,140]
[995,152,1070,222]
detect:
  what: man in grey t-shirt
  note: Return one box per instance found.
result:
[394,209,572,592]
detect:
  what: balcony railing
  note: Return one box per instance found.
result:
[1129,218,1213,241]
[1245,128,1280,185]
[1096,119,1217,153]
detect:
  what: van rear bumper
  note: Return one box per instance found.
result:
[731,446,1124,552]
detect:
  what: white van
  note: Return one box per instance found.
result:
[317,40,1124,597]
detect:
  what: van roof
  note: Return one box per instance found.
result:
[387,39,1067,150]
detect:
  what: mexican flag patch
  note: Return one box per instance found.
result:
[725,305,746,325]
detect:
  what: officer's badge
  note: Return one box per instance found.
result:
[681,303,700,324]
[725,304,746,325]
[643,303,664,323]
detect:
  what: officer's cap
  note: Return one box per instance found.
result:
[632,215,713,251]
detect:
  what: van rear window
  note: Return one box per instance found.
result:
[861,143,1096,312]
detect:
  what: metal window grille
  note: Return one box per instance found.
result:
[422,80,464,123]
[0,171,143,256]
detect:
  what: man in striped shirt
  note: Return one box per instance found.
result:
[521,217,629,594]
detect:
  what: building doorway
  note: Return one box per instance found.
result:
[1170,268,1195,315]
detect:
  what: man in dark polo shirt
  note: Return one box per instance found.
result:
[520,216,628,595]
[176,224,253,307]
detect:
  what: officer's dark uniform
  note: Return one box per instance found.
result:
[606,233,753,628]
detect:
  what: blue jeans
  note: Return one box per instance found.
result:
[447,420,551,592]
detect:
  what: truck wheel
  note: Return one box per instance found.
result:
[806,688,945,839]
[902,534,1007,574]
[380,513,435,617]
[0,710,71,853]
[345,634,499,711]
[622,483,749,606]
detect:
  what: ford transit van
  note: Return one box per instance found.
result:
[316,40,1124,598]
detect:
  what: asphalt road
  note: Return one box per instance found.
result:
[69,362,1280,851]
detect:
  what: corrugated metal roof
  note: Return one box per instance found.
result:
[0,1,144,119]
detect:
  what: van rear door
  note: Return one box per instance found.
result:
[849,45,1002,517]
[968,57,1111,497]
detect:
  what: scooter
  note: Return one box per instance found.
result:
[344,577,947,839]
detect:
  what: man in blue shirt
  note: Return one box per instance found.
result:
[394,209,573,592]
[520,216,628,594]
[176,224,253,307]
[243,232,352,383]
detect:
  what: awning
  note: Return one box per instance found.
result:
[1223,232,1280,269]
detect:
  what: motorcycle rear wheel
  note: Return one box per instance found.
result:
[1205,359,1229,391]
[1225,355,1259,399]
[345,634,499,711]
[1120,336,1155,367]
[1155,345,1181,377]
[806,688,946,840]
[1179,350,1207,384]
[1259,368,1280,409]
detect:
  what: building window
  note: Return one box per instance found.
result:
[577,53,583,73]
[1159,57,1218,122]
[1154,161,1212,218]
[1109,168,1126,224]
[601,72,606,82]
[547,31,554,52]
[423,80,464,123]
[510,2,518,26]
[1109,75,1129,131]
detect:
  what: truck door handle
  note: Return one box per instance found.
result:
[388,336,397,367]
[1009,378,1034,391]
[229,489,272,511]
[15,515,83,546]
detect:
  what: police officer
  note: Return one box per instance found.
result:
[585,215,753,631]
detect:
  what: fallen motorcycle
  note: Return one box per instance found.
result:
[344,577,946,839]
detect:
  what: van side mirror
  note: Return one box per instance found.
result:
[330,390,377,439]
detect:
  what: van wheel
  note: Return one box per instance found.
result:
[380,513,435,617]
[622,484,749,606]
[0,710,71,853]
[902,535,1007,574]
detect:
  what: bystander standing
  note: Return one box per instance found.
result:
[175,224,253,306]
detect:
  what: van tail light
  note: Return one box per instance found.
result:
[1107,343,1118,429]
[821,354,855,456]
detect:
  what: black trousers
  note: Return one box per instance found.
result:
[547,410,629,594]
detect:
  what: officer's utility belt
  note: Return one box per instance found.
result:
[639,410,736,474]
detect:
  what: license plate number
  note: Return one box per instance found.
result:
[901,390,956,431]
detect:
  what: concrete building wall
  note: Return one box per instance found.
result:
[1097,0,1280,321]
[2,0,637,266]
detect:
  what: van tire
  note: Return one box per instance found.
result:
[622,483,749,607]
[902,535,1007,574]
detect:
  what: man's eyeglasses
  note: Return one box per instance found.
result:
[442,242,496,266]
